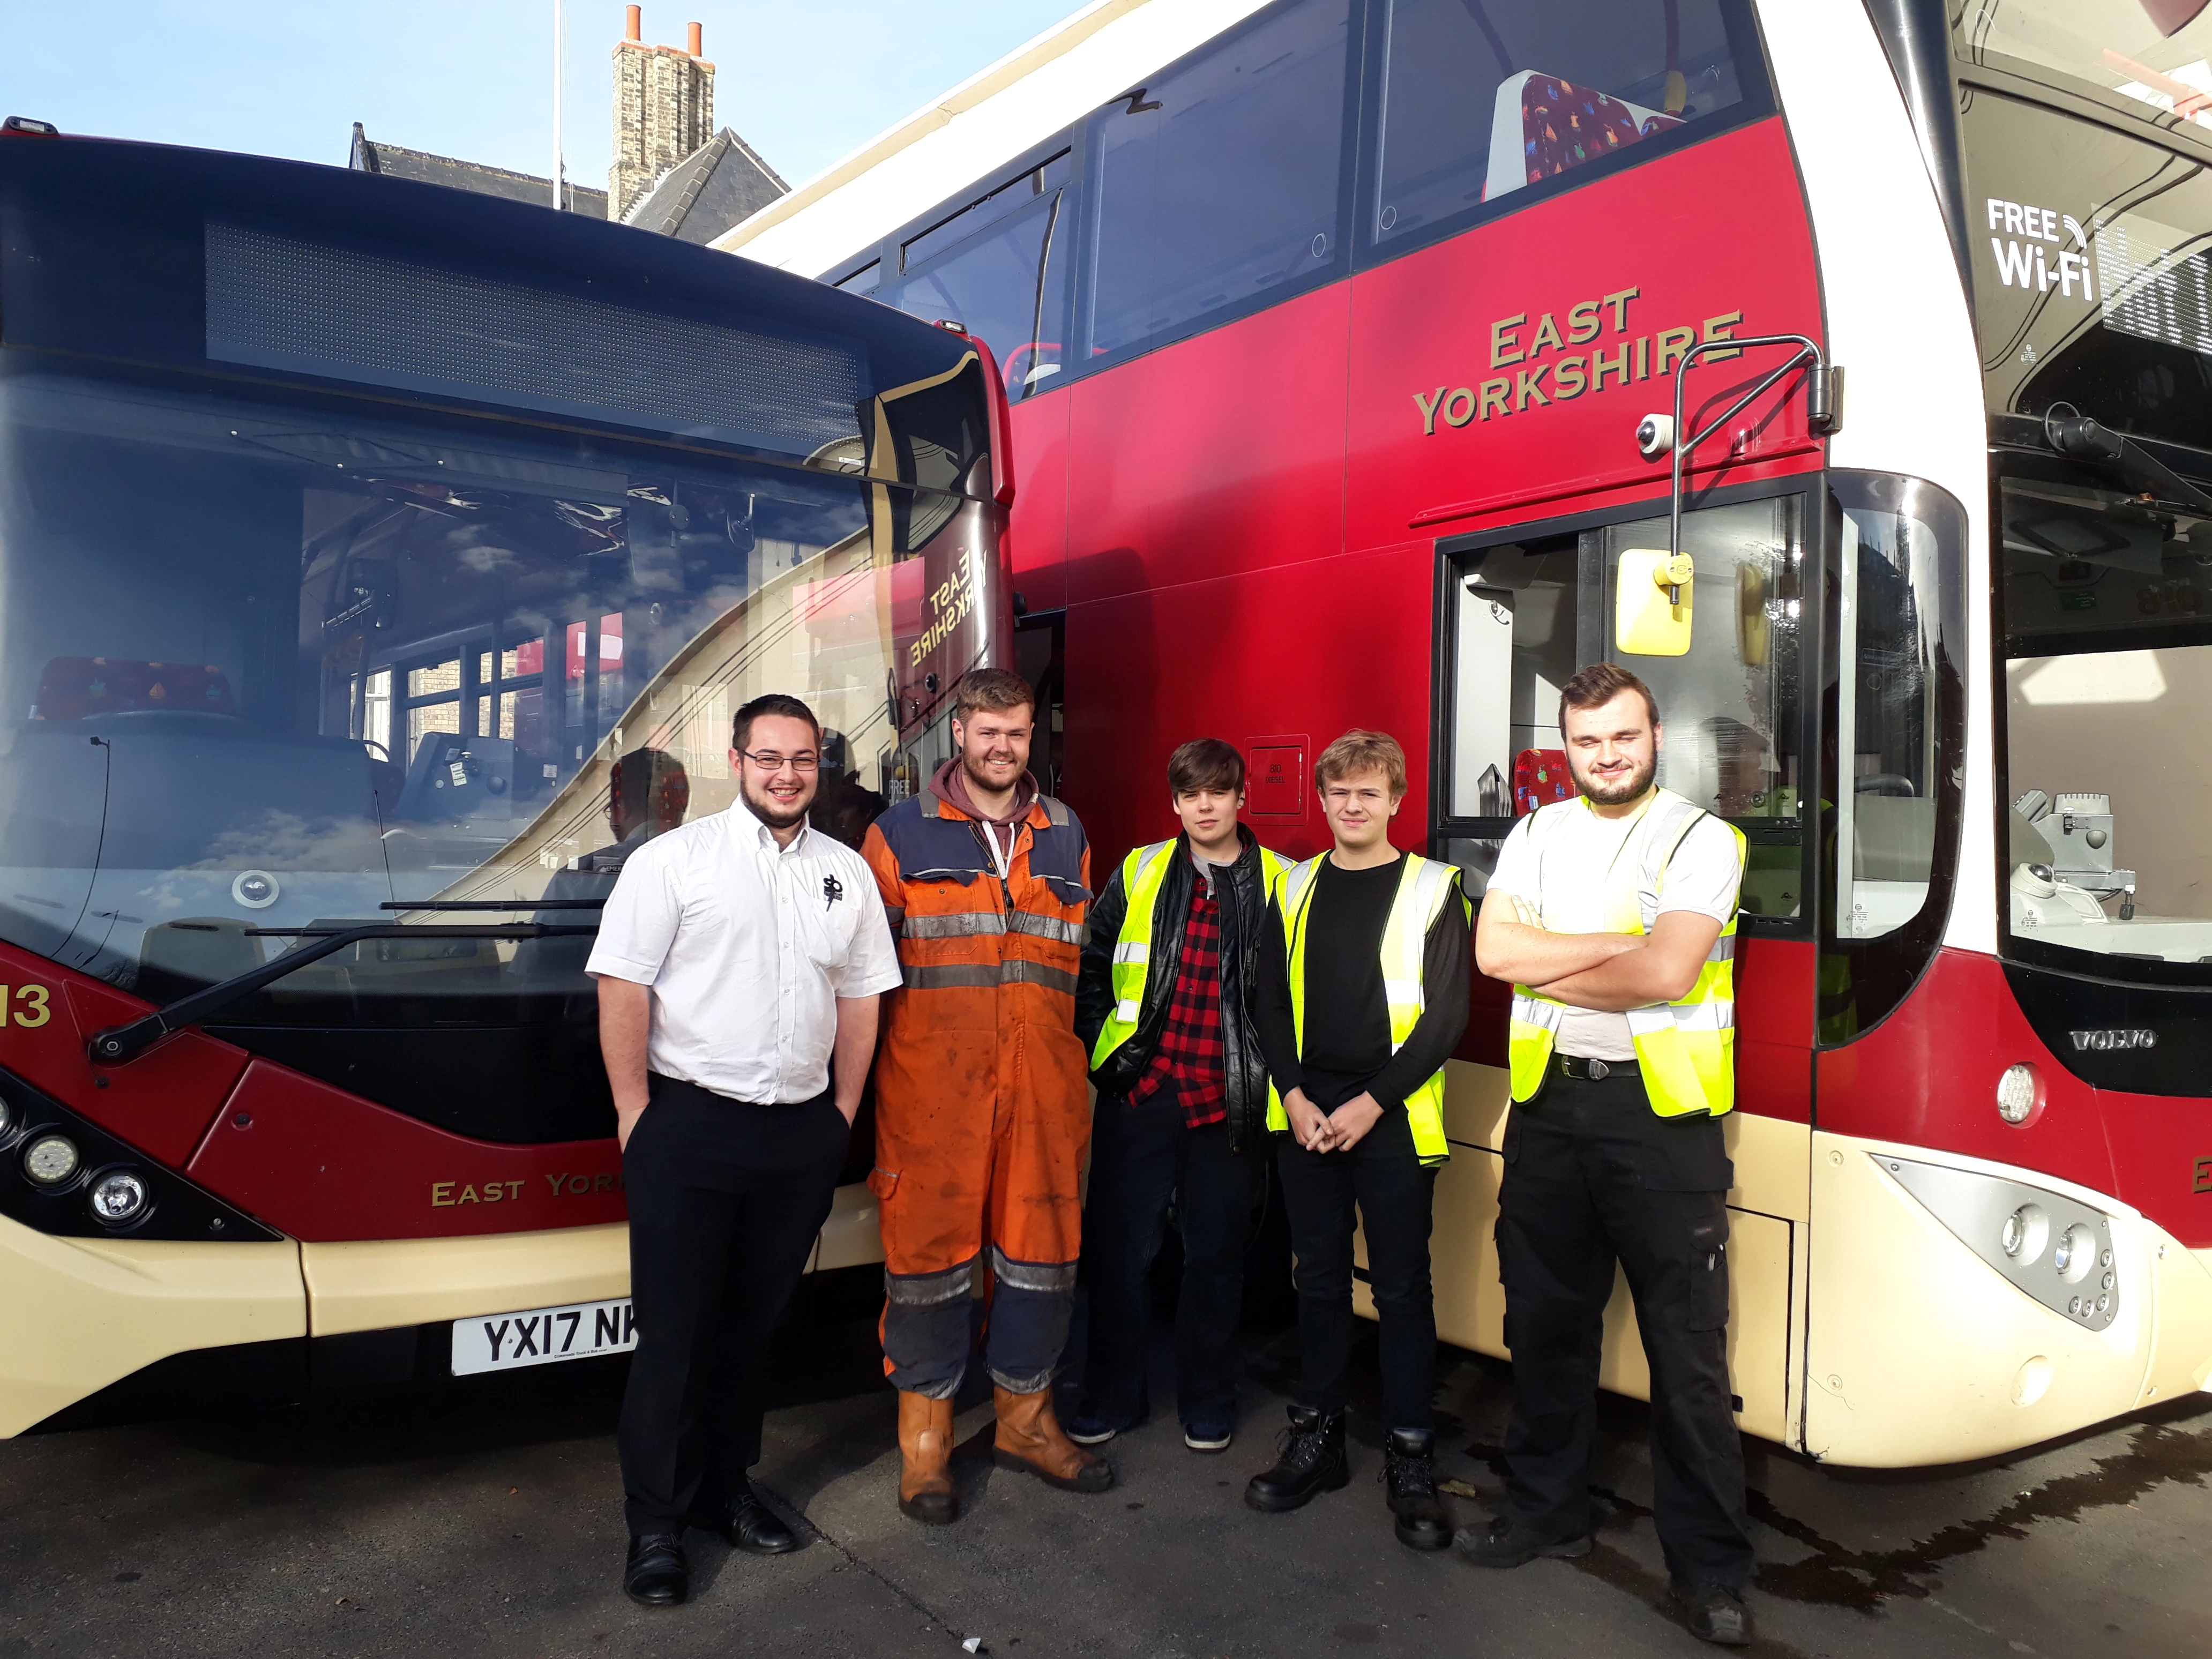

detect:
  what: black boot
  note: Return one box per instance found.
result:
[1244,1404,1350,1513]
[1382,1428,1452,1551]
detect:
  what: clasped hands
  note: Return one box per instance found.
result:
[1283,1086,1384,1154]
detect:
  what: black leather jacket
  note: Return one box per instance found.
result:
[1074,826,1276,1151]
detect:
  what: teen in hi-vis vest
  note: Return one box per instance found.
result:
[1072,739,1289,1453]
[1470,662,1755,1650]
[1249,730,1470,1551]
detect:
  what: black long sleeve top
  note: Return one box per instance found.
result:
[1256,853,1471,1113]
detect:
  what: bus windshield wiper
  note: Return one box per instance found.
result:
[2041,405,2212,514]
[86,921,598,1065]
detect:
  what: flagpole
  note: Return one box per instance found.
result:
[551,0,565,208]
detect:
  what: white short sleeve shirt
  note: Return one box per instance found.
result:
[586,808,902,1102]
[1488,799,1742,1061]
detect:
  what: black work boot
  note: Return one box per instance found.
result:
[1382,1428,1452,1551]
[1243,1404,1350,1513]
[1458,1512,1594,1567]
[1679,1583,1755,1647]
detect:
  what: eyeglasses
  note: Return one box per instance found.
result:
[739,750,821,773]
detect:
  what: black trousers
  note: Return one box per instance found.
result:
[1274,1106,1438,1430]
[1495,1067,1753,1591]
[1078,1097,1267,1430]
[618,1073,848,1537]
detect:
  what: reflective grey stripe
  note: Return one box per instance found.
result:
[884,1257,976,1306]
[990,1245,1077,1294]
[883,905,906,930]
[1007,910,1085,945]
[1708,933,1737,963]
[1000,958,1078,995]
[902,960,1078,994]
[902,911,1008,939]
[903,963,1000,990]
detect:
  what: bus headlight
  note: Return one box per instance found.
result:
[1996,1063,2041,1125]
[23,1133,81,1187]
[88,1170,150,1225]
[1880,1155,2119,1332]
[2001,1203,2048,1264]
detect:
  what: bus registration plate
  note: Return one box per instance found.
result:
[451,1297,636,1375]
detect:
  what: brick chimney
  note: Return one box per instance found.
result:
[609,11,714,221]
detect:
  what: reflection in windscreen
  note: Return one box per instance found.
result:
[2002,474,2212,962]
[0,371,911,1009]
[1956,1,2212,130]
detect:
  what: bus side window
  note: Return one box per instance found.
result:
[889,151,1073,399]
[1369,0,1754,246]
[1085,0,1354,359]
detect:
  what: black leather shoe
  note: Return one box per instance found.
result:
[1244,1405,1350,1513]
[1457,1513,1593,1568]
[718,1486,799,1555]
[623,1533,689,1606]
[1382,1428,1452,1551]
[1680,1583,1754,1647]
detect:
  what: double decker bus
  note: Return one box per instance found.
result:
[719,0,2212,1466]
[0,128,1012,1433]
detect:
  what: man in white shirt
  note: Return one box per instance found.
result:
[1469,662,1756,1648]
[588,693,900,1609]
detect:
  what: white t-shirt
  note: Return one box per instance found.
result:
[587,808,902,1102]
[1488,797,1742,1061]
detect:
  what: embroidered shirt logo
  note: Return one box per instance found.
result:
[823,872,845,909]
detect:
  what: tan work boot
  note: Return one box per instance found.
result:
[992,1385,1115,1493]
[897,1391,959,1525]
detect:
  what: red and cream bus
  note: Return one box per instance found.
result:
[0,125,1011,1432]
[716,0,2212,1465]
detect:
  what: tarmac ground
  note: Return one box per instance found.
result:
[3,1268,2209,1659]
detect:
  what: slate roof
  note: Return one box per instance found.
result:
[349,124,608,218]
[623,128,788,244]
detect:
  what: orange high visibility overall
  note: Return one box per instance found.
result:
[862,788,1093,1398]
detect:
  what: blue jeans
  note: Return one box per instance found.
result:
[1078,1096,1266,1429]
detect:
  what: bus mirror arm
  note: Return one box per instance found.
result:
[86,922,600,1066]
[1657,334,1841,573]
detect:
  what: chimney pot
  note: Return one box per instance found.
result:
[625,5,641,42]
[687,20,703,56]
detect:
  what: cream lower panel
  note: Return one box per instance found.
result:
[305,1184,886,1336]
[813,1179,886,1272]
[1358,1142,1798,1445]
[0,1215,304,1438]
[1802,1130,2201,1468]
[303,1223,631,1336]
[1440,1060,1812,1221]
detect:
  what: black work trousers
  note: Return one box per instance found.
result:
[618,1073,848,1538]
[1275,1105,1438,1430]
[1495,1067,1753,1591]
[1078,1097,1267,1430]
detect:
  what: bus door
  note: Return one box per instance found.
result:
[1432,480,1817,1445]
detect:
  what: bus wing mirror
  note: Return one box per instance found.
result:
[1616,548,1694,655]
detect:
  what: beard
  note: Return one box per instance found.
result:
[741,776,812,831]
[1575,751,1657,806]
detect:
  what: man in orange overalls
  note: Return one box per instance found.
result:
[862,667,1111,1523]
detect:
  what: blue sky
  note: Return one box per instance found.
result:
[2,1,1089,193]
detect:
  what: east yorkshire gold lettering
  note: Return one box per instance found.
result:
[431,1172,618,1206]
[909,550,980,667]
[1410,289,1754,435]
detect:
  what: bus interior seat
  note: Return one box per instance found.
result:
[1484,71,1683,205]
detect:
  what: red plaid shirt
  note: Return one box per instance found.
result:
[1127,873,1227,1129]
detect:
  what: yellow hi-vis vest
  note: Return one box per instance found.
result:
[1262,852,1469,1167]
[1089,838,1291,1070]
[1506,788,1748,1117]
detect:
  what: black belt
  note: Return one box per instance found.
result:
[1556,1054,1639,1081]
